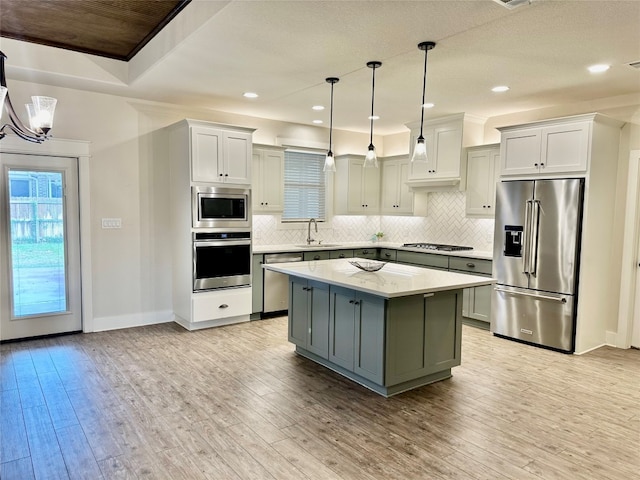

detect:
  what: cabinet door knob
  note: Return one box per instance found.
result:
[534,163,538,167]
[219,173,223,177]
[349,299,355,304]
[354,301,360,306]
[219,304,229,309]
[224,173,229,177]
[540,162,545,168]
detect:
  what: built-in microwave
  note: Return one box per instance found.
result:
[192,185,250,229]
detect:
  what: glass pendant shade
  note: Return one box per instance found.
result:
[323,150,336,172]
[25,103,39,131]
[364,144,378,168]
[31,96,57,133]
[411,135,428,164]
[0,86,7,121]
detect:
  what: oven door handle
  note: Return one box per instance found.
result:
[193,240,251,248]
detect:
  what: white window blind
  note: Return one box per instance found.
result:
[283,150,326,221]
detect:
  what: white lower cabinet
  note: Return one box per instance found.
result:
[190,287,252,324]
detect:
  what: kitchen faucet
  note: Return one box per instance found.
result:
[307,218,318,245]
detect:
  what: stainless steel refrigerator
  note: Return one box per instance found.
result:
[491,178,584,353]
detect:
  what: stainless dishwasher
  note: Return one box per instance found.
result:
[263,252,303,313]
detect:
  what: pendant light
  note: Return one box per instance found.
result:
[363,61,381,168]
[411,41,436,164]
[323,77,339,172]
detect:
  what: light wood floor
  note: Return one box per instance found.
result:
[1,317,638,480]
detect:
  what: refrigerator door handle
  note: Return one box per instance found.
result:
[530,199,541,276]
[494,286,567,303]
[522,200,533,274]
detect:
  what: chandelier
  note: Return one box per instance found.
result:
[0,51,58,143]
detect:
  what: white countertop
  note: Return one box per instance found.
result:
[253,241,493,260]
[262,258,495,298]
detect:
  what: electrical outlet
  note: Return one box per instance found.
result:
[102,218,122,229]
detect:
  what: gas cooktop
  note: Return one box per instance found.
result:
[403,243,473,252]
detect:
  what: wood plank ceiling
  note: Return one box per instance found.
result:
[0,0,190,61]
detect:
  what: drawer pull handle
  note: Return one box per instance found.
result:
[314,255,320,260]
[466,262,475,268]
[339,254,345,258]
[219,304,229,309]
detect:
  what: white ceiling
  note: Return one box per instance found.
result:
[4,0,640,135]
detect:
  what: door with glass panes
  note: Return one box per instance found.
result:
[0,153,81,340]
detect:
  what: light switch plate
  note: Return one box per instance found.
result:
[102,218,122,229]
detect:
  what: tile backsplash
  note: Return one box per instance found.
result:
[253,190,495,251]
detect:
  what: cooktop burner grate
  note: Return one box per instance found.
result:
[403,243,473,251]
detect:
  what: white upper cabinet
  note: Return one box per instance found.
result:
[170,119,254,185]
[221,130,252,184]
[465,144,500,217]
[191,125,224,183]
[380,156,413,215]
[500,118,591,176]
[334,155,380,215]
[252,146,284,213]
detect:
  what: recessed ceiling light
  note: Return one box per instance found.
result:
[312,119,323,124]
[588,64,610,73]
[243,92,258,98]
[368,115,380,120]
[491,86,510,93]
[422,102,435,109]
[312,105,325,111]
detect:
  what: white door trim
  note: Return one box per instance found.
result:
[617,149,640,348]
[0,136,94,333]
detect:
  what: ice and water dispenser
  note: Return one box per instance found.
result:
[504,225,524,257]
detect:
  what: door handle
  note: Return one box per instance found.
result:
[522,200,532,274]
[494,287,567,303]
[530,200,541,276]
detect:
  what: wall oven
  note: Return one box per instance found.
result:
[193,231,251,291]
[192,185,250,229]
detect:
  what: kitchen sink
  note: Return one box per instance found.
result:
[295,243,342,248]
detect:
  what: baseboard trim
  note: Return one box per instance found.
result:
[92,310,174,332]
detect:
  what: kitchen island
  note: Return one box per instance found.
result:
[263,258,495,397]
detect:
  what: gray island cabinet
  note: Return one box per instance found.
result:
[266,258,494,397]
